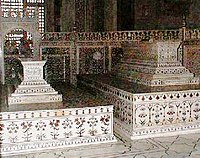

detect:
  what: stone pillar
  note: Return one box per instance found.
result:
[61,0,75,32]
[85,0,95,32]
[108,46,112,71]
[0,5,4,84]
[33,13,42,60]
[104,0,118,31]
[60,0,99,32]
[45,0,55,32]
[182,14,186,41]
[0,33,4,84]
[75,0,86,32]
[70,32,77,86]
[188,0,200,28]
[0,9,4,84]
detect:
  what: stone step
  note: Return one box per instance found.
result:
[11,91,58,97]
[19,80,49,87]
[8,93,62,105]
[12,86,58,96]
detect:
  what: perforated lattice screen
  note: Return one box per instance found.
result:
[1,0,45,32]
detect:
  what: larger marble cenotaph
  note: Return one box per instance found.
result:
[8,59,63,111]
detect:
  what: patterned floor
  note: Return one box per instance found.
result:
[2,132,200,158]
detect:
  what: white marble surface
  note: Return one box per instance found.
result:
[8,60,63,105]
[2,132,200,158]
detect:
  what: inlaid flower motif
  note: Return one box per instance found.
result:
[21,122,33,142]
[138,113,147,118]
[167,111,175,115]
[62,118,73,138]
[35,121,47,141]
[75,118,86,137]
[50,119,60,128]
[62,118,73,129]
[21,121,33,129]
[75,118,85,126]
[0,123,4,131]
[87,117,98,127]
[50,119,60,139]
[7,122,19,134]
[100,115,110,126]
[35,121,47,131]
[193,103,200,113]
[88,117,98,136]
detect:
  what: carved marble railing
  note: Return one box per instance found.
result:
[41,32,72,42]
[41,30,182,43]
[186,29,200,40]
[79,76,200,139]
[77,30,181,42]
[40,29,200,43]
[0,105,116,155]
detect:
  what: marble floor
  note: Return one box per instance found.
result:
[2,132,200,158]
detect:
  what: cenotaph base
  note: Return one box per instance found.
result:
[8,60,63,111]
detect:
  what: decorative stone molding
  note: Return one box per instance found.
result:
[0,105,117,156]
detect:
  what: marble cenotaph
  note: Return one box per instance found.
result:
[8,60,63,111]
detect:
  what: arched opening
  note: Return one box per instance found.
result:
[3,29,34,87]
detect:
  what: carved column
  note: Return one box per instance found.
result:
[45,0,55,32]
[0,7,5,84]
[60,0,97,32]
[0,33,4,84]
[75,0,85,32]
[85,0,95,32]
[61,0,75,32]
[33,7,41,60]
[70,31,77,86]
[104,0,117,31]
[108,46,112,71]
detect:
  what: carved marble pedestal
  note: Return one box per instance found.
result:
[8,60,62,109]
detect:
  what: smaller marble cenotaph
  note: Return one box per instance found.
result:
[8,60,63,111]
